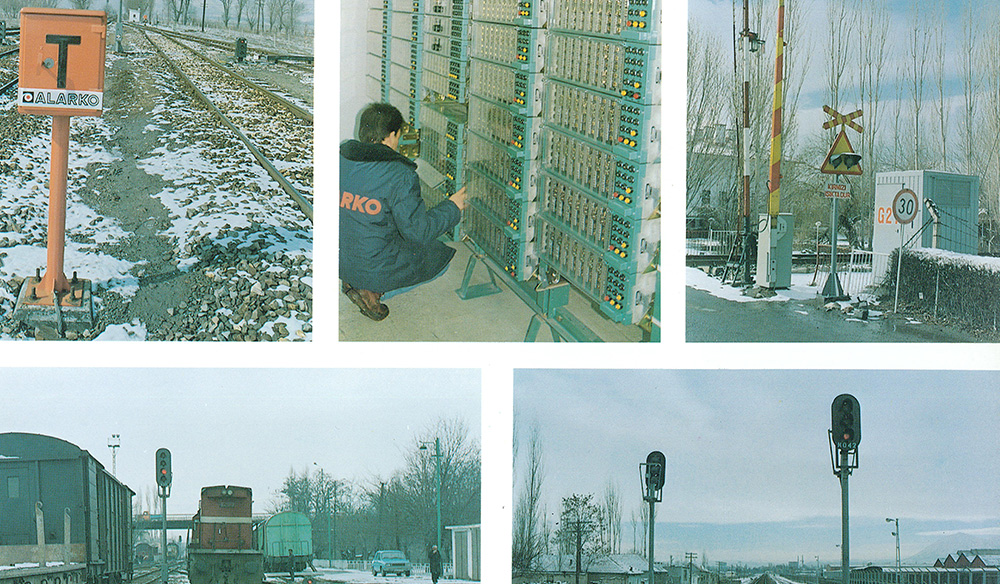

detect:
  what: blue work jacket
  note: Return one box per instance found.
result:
[339,140,461,293]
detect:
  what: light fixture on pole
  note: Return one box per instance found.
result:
[107,434,120,476]
[886,518,900,584]
[419,438,442,549]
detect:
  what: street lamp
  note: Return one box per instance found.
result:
[107,434,120,476]
[419,438,442,550]
[886,518,900,584]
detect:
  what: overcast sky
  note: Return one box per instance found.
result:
[514,370,1000,565]
[1,368,479,516]
[688,0,979,142]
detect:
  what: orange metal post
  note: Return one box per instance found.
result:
[37,114,71,298]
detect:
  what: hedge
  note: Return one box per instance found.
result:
[882,248,1000,331]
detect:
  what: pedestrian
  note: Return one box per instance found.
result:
[340,103,468,321]
[288,548,295,582]
[429,545,442,584]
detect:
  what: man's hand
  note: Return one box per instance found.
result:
[449,186,468,210]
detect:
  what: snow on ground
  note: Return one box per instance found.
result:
[310,568,460,584]
[94,319,148,341]
[686,267,820,303]
[0,117,141,302]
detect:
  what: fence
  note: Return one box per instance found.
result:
[686,229,737,256]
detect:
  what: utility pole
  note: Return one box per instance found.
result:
[686,552,699,584]
[737,0,763,286]
[116,0,123,53]
[201,0,206,32]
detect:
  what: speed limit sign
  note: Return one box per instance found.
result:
[892,188,919,224]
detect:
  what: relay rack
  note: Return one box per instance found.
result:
[361,0,661,331]
[535,0,661,324]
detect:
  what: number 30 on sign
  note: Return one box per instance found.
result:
[892,188,918,225]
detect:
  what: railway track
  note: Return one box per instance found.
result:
[141,25,312,73]
[139,26,313,221]
[0,44,17,96]
[132,561,185,584]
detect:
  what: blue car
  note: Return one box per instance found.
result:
[372,550,411,577]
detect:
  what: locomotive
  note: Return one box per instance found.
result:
[186,485,264,584]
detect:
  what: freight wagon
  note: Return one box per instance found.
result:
[253,512,313,572]
[0,432,134,584]
[187,485,263,584]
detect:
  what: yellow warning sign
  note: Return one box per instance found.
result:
[820,129,862,175]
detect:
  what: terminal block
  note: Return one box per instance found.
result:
[537,217,655,324]
[547,32,661,105]
[549,0,660,43]
[389,60,422,101]
[539,171,658,273]
[426,0,466,19]
[469,95,540,159]
[473,0,547,28]
[467,130,539,201]
[471,22,546,72]
[467,166,537,238]
[423,14,471,39]
[419,101,467,190]
[544,79,660,162]
[540,126,659,219]
[470,59,543,117]
[390,9,423,42]
[466,201,537,280]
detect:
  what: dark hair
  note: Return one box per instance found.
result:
[358,103,404,144]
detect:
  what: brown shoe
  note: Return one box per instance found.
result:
[343,282,389,321]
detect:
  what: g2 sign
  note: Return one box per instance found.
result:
[18,8,106,117]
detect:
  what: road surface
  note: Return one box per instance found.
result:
[686,287,979,342]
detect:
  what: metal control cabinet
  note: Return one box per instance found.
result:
[872,170,980,282]
[755,213,793,289]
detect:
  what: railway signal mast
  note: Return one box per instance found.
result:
[156,448,172,584]
[641,451,666,584]
[828,395,861,584]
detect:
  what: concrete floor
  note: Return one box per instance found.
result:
[339,242,647,342]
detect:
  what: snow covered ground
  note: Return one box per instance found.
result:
[306,568,460,584]
[686,268,822,303]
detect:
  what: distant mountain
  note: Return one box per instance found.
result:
[909,533,1000,565]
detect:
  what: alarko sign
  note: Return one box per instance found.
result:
[18,88,103,109]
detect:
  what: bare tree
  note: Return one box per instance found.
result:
[69,0,92,9]
[599,480,622,555]
[905,0,932,169]
[512,423,545,575]
[931,2,949,170]
[553,494,603,580]
[686,22,735,213]
[958,0,982,176]
[853,0,890,243]
[220,0,234,27]
[236,0,249,28]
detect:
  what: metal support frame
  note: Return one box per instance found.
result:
[829,430,858,584]
[455,242,603,342]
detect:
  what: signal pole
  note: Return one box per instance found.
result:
[107,434,120,476]
[642,451,666,584]
[828,395,860,584]
[156,448,172,584]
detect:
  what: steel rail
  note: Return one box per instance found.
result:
[141,25,312,123]
[141,24,312,72]
[139,27,313,222]
[0,76,16,95]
